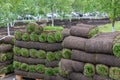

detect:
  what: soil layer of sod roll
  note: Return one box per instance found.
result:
[0,36,14,44]
[45,60,59,67]
[93,75,111,80]
[15,40,62,51]
[69,72,90,80]
[0,60,13,66]
[59,59,84,73]
[62,36,86,50]
[70,24,98,38]
[85,38,114,54]
[0,44,12,52]
[61,29,70,38]
[14,55,45,65]
[44,75,57,80]
[56,75,69,80]
[15,69,45,79]
[72,50,120,67]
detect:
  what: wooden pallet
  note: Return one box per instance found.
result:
[16,75,43,80]
[0,73,14,79]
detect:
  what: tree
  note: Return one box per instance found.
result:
[93,0,120,32]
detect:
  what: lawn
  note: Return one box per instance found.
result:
[99,21,120,32]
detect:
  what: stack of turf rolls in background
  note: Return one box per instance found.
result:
[59,23,120,80]
[0,36,14,75]
[13,22,68,80]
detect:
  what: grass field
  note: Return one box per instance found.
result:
[99,21,120,32]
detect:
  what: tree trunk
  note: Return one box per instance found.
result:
[7,23,10,36]
[112,19,115,32]
[51,6,54,26]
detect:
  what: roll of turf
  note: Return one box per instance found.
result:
[56,75,69,80]
[0,36,14,44]
[47,33,56,43]
[70,72,91,80]
[15,40,62,51]
[62,36,86,50]
[61,29,70,38]
[62,49,71,59]
[0,44,12,52]
[45,60,59,67]
[55,31,63,42]
[70,24,98,38]
[59,59,84,74]
[39,33,47,42]
[93,75,111,80]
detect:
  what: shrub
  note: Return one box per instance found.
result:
[0,54,7,62]
[46,52,56,62]
[13,61,21,69]
[55,51,63,60]
[62,49,71,59]
[20,63,29,71]
[36,50,46,59]
[47,33,56,43]
[14,30,22,40]
[30,32,39,42]
[55,31,63,42]
[39,33,47,42]
[29,49,37,58]
[22,33,30,41]
[20,48,29,57]
[13,46,21,55]
[45,68,54,76]
[29,65,36,72]
[26,22,37,33]
[84,63,95,77]
[36,64,45,73]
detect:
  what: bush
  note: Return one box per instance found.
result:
[13,61,21,69]
[45,68,54,76]
[62,49,71,59]
[13,46,21,55]
[55,51,63,60]
[46,52,56,62]
[96,64,109,77]
[39,33,47,42]
[29,65,36,72]
[36,64,45,73]
[30,32,39,42]
[20,48,29,57]
[55,31,63,42]
[83,63,95,77]
[20,63,29,71]
[35,25,43,34]
[22,33,30,41]
[36,50,46,59]
[0,54,7,62]
[47,33,56,43]
[29,49,37,58]
[14,30,22,40]
[26,22,37,33]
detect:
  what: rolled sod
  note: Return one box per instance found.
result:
[83,63,95,77]
[71,50,96,64]
[22,33,30,41]
[20,63,29,71]
[70,24,98,38]
[13,46,21,56]
[45,68,55,76]
[70,72,91,80]
[62,49,71,59]
[96,64,109,77]
[30,32,39,42]
[20,48,29,57]
[13,61,21,69]
[0,44,12,52]
[62,36,86,50]
[61,29,70,38]
[34,25,43,34]
[29,65,36,72]
[109,67,120,80]
[46,52,56,62]
[0,54,7,62]
[85,37,114,54]
[36,50,46,59]
[14,30,22,40]
[26,22,36,33]
[39,33,47,42]
[113,43,120,57]
[0,60,13,67]
[6,52,14,60]
[59,59,84,74]
[55,51,63,60]
[47,33,56,43]
[0,67,7,74]
[29,49,37,58]
[93,75,111,80]
[15,40,63,51]
[54,31,63,42]
[0,36,14,44]
[36,64,45,73]
[45,60,59,67]
[56,75,69,80]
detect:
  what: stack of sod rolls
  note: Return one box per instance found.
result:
[0,36,14,75]
[13,22,67,80]
[60,23,120,80]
